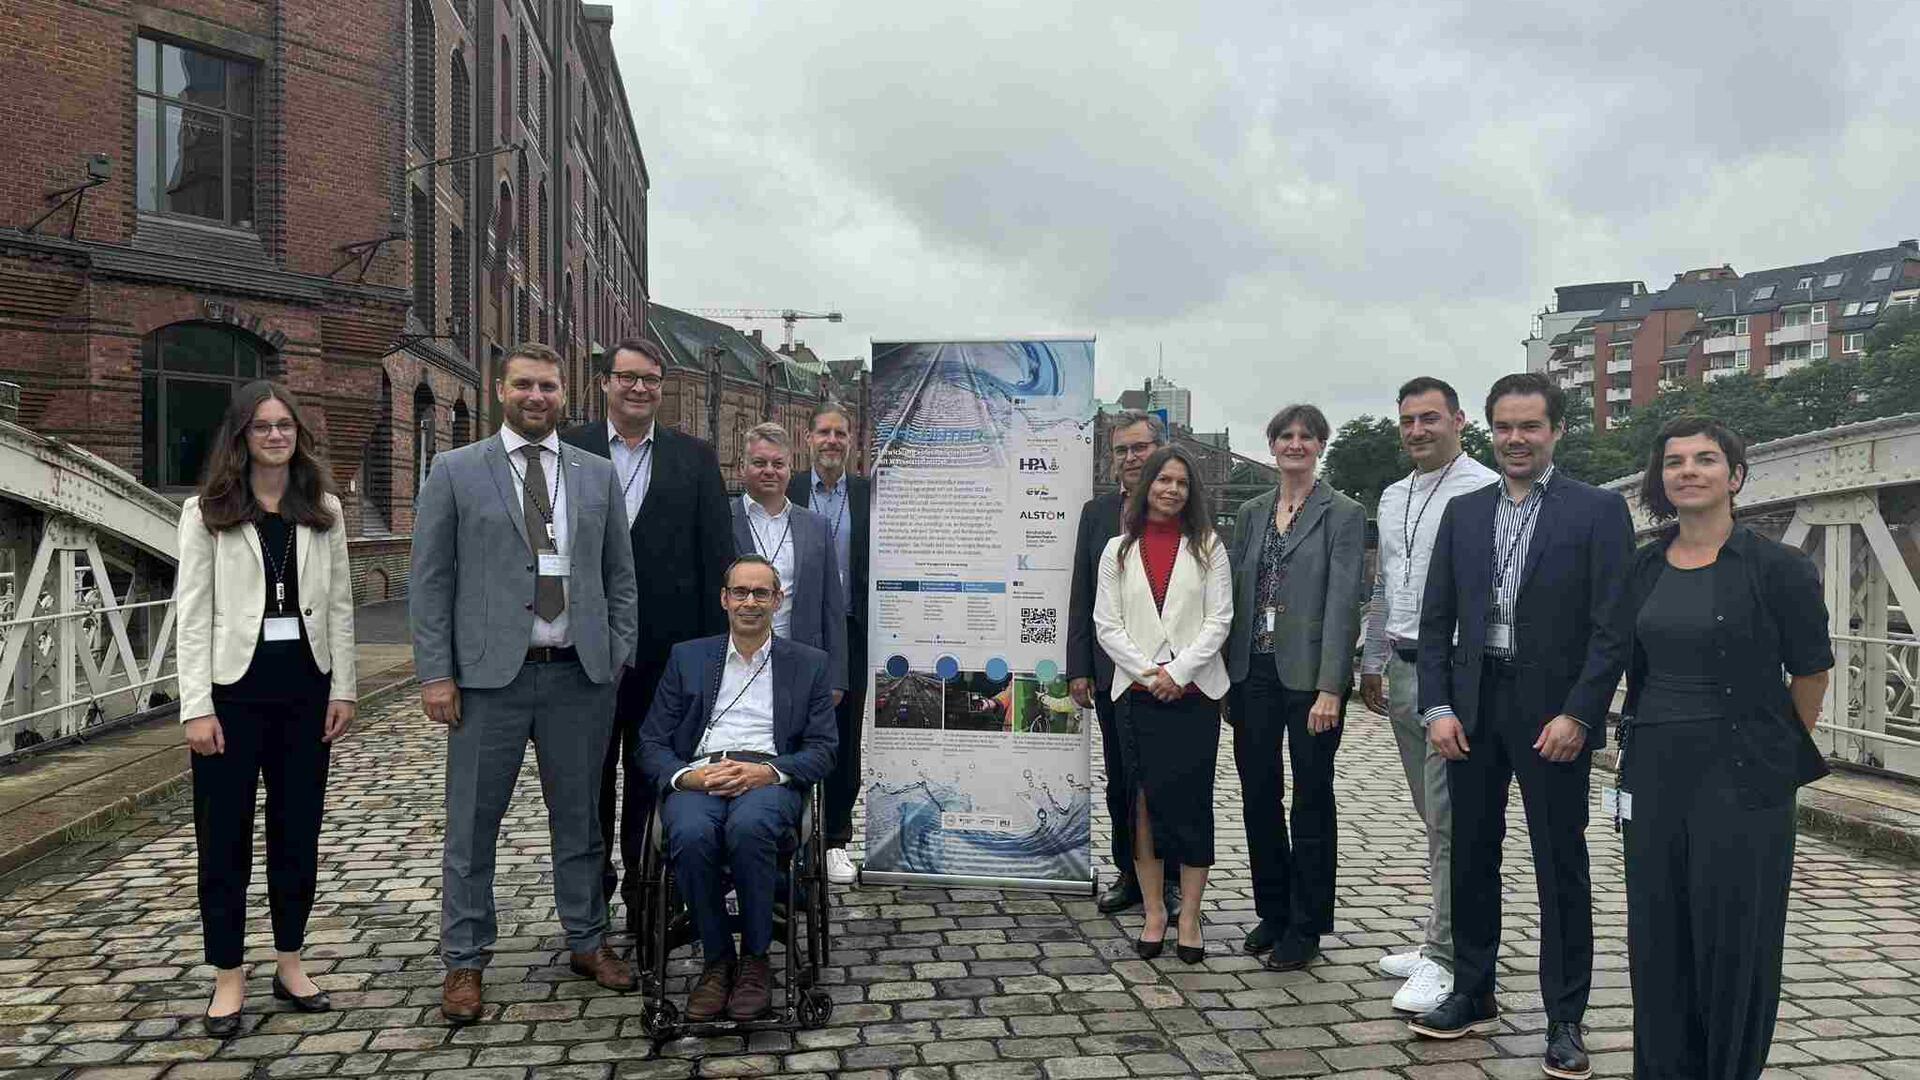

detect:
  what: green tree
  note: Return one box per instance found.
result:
[1554,407,1638,485]
[1322,415,1406,512]
[1461,421,1496,470]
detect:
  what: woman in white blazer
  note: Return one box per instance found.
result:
[175,380,356,1035]
[1093,446,1232,965]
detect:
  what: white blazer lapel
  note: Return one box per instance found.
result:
[1159,541,1199,632]
[1123,545,1171,650]
[295,521,313,591]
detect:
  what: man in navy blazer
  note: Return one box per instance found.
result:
[1408,373,1632,1080]
[638,555,838,1024]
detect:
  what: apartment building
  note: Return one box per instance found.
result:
[1540,241,1920,430]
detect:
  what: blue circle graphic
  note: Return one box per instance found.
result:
[884,655,910,678]
[934,655,961,681]
[984,657,1010,682]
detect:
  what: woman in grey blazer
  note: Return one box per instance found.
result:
[1224,404,1366,973]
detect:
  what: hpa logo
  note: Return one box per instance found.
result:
[1017,456,1060,473]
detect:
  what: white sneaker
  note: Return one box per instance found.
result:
[1391,958,1453,1013]
[825,847,857,885]
[1380,949,1425,978]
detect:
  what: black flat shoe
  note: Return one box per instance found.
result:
[1543,1020,1591,1079]
[1242,919,1282,955]
[203,1009,242,1037]
[1134,936,1164,960]
[271,975,332,1013]
[1176,943,1206,964]
[1263,933,1320,972]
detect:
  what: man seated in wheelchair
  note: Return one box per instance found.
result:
[638,555,838,1022]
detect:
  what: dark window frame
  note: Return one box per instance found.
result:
[140,321,273,489]
[135,34,258,230]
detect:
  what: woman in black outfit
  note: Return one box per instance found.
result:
[175,381,357,1034]
[1616,416,1832,1080]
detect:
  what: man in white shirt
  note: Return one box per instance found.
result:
[729,424,848,695]
[638,556,838,1024]
[1358,376,1498,1014]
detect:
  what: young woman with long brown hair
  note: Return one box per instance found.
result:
[174,380,357,1035]
[1092,446,1233,963]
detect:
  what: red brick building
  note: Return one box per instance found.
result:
[0,0,651,601]
[1542,242,1920,430]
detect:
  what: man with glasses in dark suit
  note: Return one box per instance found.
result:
[561,338,735,938]
[1067,409,1179,915]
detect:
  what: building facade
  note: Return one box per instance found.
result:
[1540,242,1920,431]
[0,0,651,602]
[1523,281,1646,374]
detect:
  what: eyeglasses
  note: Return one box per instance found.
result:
[726,587,778,603]
[608,371,665,390]
[249,421,298,437]
[1113,440,1157,460]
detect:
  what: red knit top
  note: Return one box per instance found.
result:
[1141,515,1183,613]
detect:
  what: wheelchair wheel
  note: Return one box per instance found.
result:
[798,988,833,1028]
[641,999,680,1039]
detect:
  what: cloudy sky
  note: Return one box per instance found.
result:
[611,0,1920,458]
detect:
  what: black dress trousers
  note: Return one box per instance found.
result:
[194,679,331,969]
[1626,720,1796,1080]
[1232,662,1343,937]
[1447,663,1593,1023]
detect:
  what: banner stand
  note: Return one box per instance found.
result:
[859,869,1098,896]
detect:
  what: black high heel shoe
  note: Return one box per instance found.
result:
[1176,942,1207,964]
[1134,935,1165,960]
[272,974,332,1013]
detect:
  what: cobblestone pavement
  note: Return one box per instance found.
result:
[1,696,1917,1080]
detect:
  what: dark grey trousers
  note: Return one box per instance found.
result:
[441,658,617,970]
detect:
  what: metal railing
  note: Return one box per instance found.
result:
[0,546,178,752]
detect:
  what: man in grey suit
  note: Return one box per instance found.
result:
[730,422,848,698]
[409,343,641,1024]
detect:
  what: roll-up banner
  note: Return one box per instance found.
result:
[859,338,1097,894]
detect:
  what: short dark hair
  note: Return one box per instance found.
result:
[1640,416,1749,521]
[601,338,668,376]
[1265,403,1330,445]
[1483,372,1565,428]
[503,341,564,373]
[725,554,784,591]
[1397,376,1461,414]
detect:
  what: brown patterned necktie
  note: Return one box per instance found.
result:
[520,445,566,622]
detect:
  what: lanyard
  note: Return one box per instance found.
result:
[1401,455,1459,585]
[618,439,653,500]
[749,504,792,562]
[699,647,773,751]
[255,518,296,613]
[813,481,846,545]
[507,446,562,531]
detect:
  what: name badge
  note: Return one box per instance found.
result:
[1601,786,1633,821]
[263,616,302,642]
[537,553,571,577]
[1262,608,1277,634]
[1487,622,1514,652]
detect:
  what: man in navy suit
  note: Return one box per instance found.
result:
[638,556,838,1024]
[730,423,848,695]
[1407,373,1633,1080]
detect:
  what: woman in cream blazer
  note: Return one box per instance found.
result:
[1092,446,1232,965]
[174,380,356,1035]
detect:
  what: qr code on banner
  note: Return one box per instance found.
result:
[1019,607,1058,645]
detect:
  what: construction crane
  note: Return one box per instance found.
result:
[686,308,843,350]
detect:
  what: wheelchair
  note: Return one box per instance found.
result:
[632,783,835,1040]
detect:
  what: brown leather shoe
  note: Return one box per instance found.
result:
[441,969,483,1025]
[686,959,734,1022]
[568,944,635,992]
[727,954,773,1021]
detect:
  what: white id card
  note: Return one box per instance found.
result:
[262,616,301,642]
[1487,622,1514,652]
[537,553,571,577]
[1601,786,1633,820]
[1262,609,1277,633]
